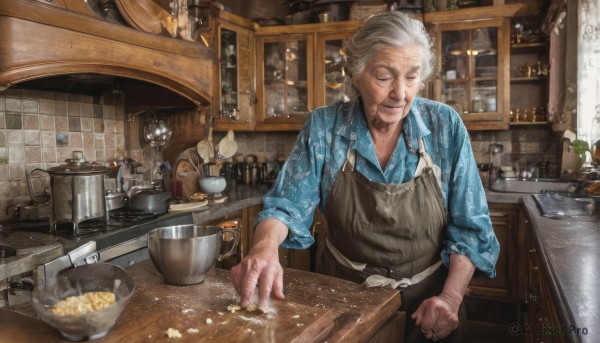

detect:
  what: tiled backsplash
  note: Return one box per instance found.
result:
[0,86,562,220]
[211,131,298,165]
[0,88,149,220]
[222,125,563,179]
[470,126,563,178]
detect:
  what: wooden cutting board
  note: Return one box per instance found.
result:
[103,261,334,342]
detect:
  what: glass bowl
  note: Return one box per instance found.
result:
[32,263,135,341]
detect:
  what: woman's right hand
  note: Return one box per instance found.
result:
[231,219,288,308]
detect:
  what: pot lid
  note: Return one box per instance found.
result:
[47,151,109,175]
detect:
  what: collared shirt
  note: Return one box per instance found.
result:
[256,97,499,278]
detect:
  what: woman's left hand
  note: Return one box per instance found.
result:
[411,293,460,341]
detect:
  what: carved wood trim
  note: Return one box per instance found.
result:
[0,0,215,106]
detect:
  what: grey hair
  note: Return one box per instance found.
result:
[344,11,434,99]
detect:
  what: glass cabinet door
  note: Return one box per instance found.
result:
[255,32,314,129]
[220,28,239,118]
[263,39,309,118]
[212,13,256,131]
[435,18,508,130]
[315,32,356,107]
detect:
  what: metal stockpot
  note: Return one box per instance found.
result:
[46,152,109,233]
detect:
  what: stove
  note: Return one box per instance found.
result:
[52,208,161,236]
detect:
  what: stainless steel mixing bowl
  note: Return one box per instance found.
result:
[147,225,239,285]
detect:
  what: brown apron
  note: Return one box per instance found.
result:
[317,139,465,343]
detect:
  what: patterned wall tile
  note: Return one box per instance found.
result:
[56,132,68,146]
[5,113,22,129]
[5,97,21,112]
[68,117,81,132]
[23,114,39,130]
[39,114,54,131]
[23,130,41,146]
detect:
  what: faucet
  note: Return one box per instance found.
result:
[520,163,539,180]
[489,143,504,155]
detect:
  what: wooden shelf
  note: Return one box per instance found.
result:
[509,121,549,126]
[510,76,547,82]
[510,42,547,53]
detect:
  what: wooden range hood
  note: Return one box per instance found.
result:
[0,0,214,107]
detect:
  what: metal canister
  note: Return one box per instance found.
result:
[243,164,252,185]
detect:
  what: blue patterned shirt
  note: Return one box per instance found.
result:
[256,97,499,278]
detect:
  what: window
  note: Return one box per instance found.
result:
[577,0,600,146]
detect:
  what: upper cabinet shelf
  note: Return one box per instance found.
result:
[508,21,549,125]
[510,42,547,52]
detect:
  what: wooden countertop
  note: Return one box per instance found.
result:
[523,196,599,343]
[3,259,401,342]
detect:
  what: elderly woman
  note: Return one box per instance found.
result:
[232,11,499,342]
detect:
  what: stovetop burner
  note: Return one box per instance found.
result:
[51,209,161,236]
[107,209,161,226]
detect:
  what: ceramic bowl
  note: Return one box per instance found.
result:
[198,176,226,194]
[32,263,135,341]
[147,225,239,285]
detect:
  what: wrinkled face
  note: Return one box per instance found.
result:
[355,46,423,126]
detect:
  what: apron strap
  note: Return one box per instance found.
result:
[414,138,444,192]
[326,238,443,289]
[363,261,443,289]
[342,149,356,171]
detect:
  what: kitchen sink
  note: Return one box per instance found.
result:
[490,178,600,221]
[533,193,599,222]
[489,178,579,194]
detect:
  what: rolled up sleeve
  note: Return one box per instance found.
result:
[255,114,327,249]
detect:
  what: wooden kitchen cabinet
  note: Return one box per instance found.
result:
[523,220,563,343]
[430,18,510,130]
[254,22,361,131]
[211,11,256,132]
[198,204,262,269]
[278,209,328,272]
[469,203,520,299]
[425,3,549,131]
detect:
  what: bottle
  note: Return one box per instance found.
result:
[235,155,245,184]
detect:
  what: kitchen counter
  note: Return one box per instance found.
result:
[3,259,402,342]
[485,189,527,204]
[523,196,599,343]
[0,185,270,281]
